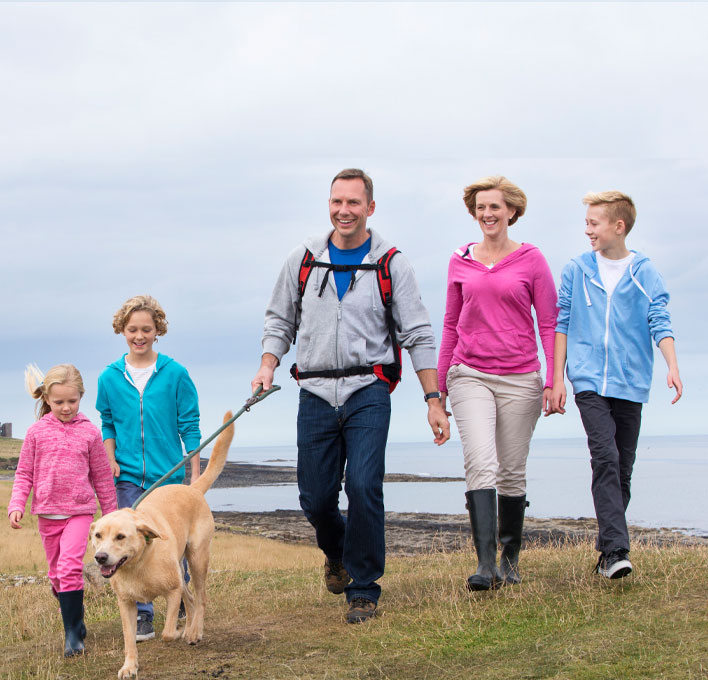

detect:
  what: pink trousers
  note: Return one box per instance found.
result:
[38,515,93,592]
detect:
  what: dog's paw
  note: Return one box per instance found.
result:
[118,661,138,679]
[161,630,181,642]
[184,631,203,645]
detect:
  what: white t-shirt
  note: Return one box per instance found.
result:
[126,360,156,396]
[597,252,635,297]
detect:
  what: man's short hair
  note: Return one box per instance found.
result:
[462,175,527,226]
[331,169,374,203]
[583,191,637,233]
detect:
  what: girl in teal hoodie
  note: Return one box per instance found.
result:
[96,294,201,639]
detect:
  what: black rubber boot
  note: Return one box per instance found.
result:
[498,495,529,586]
[58,590,86,657]
[465,489,502,591]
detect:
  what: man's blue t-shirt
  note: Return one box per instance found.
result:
[328,238,372,301]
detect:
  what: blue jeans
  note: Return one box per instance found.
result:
[116,480,190,621]
[297,381,391,604]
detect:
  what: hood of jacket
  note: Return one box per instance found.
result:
[107,352,175,376]
[40,411,92,429]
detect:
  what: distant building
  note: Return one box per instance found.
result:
[0,423,12,438]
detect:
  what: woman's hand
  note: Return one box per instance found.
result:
[440,392,452,417]
[9,511,22,529]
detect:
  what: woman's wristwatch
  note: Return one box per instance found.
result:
[424,391,441,402]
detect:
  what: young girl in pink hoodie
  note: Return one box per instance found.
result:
[8,364,117,657]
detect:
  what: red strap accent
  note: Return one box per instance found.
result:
[375,247,398,307]
[297,249,316,300]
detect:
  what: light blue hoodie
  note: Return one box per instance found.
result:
[96,353,201,488]
[556,251,674,403]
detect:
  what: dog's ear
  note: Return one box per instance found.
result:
[88,522,96,541]
[135,520,163,542]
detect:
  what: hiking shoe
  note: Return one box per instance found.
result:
[178,600,186,620]
[594,550,633,579]
[136,613,155,641]
[324,558,351,594]
[345,598,377,624]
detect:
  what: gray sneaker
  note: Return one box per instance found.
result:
[594,550,633,579]
[324,558,351,594]
[136,613,155,641]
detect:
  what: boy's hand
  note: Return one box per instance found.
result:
[9,511,22,529]
[109,460,121,478]
[667,368,683,404]
[547,383,567,415]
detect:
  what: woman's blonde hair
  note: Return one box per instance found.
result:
[112,294,168,335]
[462,175,527,225]
[25,363,85,420]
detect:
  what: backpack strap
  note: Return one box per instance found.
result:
[292,246,403,393]
[373,248,401,392]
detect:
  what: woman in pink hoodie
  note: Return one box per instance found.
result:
[438,176,557,592]
[8,364,117,657]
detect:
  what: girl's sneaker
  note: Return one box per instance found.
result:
[594,550,633,579]
[136,613,155,641]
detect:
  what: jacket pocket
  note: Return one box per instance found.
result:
[459,329,523,364]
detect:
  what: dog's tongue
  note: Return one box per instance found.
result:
[100,565,115,578]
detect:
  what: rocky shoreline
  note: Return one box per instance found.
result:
[191,460,707,554]
[3,457,704,555]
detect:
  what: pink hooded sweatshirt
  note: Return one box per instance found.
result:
[438,242,557,392]
[8,412,117,518]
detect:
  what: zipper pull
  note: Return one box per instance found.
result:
[337,301,342,320]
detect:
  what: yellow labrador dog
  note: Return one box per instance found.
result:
[90,412,234,679]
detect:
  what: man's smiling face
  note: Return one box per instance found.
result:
[329,178,375,249]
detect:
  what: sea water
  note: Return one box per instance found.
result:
[205,435,708,534]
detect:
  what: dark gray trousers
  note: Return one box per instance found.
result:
[575,391,642,555]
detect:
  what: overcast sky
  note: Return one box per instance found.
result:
[1,2,706,448]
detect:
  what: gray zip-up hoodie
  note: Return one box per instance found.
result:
[262,229,438,407]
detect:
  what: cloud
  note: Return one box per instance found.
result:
[1,3,705,442]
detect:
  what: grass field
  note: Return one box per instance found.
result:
[2,478,708,679]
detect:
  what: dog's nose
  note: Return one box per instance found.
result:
[95,552,108,565]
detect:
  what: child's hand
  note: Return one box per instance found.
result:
[546,383,567,416]
[9,511,22,529]
[110,460,121,478]
[667,368,683,404]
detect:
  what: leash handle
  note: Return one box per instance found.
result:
[130,385,281,510]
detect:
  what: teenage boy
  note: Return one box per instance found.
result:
[251,169,449,622]
[550,191,682,579]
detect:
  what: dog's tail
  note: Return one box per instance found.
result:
[191,411,234,495]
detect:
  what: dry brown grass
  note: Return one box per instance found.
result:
[0,438,21,457]
[3,481,708,679]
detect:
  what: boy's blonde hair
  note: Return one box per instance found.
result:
[112,294,168,335]
[25,363,85,420]
[583,191,637,234]
[462,176,527,225]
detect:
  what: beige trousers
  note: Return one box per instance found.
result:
[447,364,543,496]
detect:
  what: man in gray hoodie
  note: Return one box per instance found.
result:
[251,168,449,623]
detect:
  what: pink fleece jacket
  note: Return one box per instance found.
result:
[8,412,117,518]
[438,242,557,392]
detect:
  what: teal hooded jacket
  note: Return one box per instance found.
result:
[96,353,201,488]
